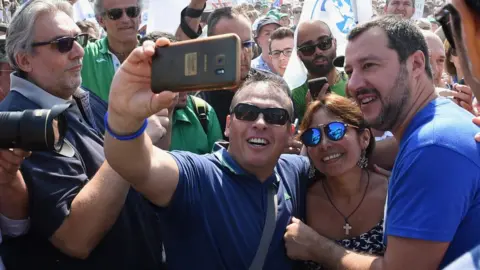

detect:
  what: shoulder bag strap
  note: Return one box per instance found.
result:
[249,185,278,270]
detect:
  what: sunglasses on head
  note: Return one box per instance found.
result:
[435,4,459,50]
[297,36,333,57]
[232,103,291,126]
[31,33,89,53]
[104,6,140,20]
[300,121,359,147]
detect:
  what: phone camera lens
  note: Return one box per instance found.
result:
[216,55,225,65]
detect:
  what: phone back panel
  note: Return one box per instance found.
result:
[151,34,241,93]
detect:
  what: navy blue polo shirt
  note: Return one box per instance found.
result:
[158,147,310,269]
[0,73,164,269]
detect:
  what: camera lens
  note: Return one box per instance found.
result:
[0,104,69,152]
[216,55,225,65]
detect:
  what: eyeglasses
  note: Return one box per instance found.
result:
[300,122,358,147]
[297,36,333,57]
[31,34,89,53]
[242,40,255,49]
[103,6,141,20]
[435,4,459,50]
[232,103,290,126]
[270,48,293,58]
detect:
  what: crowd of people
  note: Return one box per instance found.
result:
[0,0,479,269]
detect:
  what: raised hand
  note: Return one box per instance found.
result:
[107,39,178,134]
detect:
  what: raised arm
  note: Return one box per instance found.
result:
[104,39,180,207]
[0,149,29,220]
[175,0,207,41]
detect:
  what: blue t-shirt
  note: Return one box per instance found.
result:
[157,148,309,269]
[385,98,480,268]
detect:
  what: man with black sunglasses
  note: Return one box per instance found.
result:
[292,20,348,123]
[81,0,142,102]
[0,0,165,268]
[104,37,310,269]
[284,15,480,269]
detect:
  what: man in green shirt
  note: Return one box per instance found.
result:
[170,92,223,154]
[292,19,347,122]
[81,0,142,101]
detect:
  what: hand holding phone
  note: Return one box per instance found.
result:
[151,34,241,93]
[307,77,330,100]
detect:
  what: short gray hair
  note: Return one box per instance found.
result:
[93,0,144,17]
[6,0,74,72]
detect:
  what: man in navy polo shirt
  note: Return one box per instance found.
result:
[0,1,164,268]
[104,37,310,269]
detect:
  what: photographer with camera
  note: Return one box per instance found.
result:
[0,0,164,269]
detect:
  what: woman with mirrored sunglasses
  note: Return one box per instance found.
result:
[297,94,388,270]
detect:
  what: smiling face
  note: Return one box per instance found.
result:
[345,27,411,131]
[424,32,446,87]
[307,109,369,177]
[225,83,293,175]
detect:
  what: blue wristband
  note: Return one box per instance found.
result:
[104,112,148,141]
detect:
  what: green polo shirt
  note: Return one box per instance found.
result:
[291,71,348,123]
[170,95,223,154]
[81,37,116,102]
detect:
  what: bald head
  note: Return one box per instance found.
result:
[422,30,446,86]
[297,20,332,46]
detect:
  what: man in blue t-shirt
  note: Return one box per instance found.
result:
[283,15,480,269]
[103,38,310,269]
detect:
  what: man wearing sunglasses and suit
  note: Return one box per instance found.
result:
[81,0,143,102]
[0,0,165,268]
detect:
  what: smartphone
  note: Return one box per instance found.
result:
[151,34,241,93]
[308,77,329,100]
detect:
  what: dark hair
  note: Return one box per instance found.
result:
[299,94,376,161]
[139,31,176,45]
[268,27,294,52]
[385,0,415,6]
[76,20,99,37]
[348,15,433,79]
[230,71,294,121]
[466,0,480,14]
[207,7,248,36]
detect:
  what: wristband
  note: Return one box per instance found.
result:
[185,3,206,18]
[180,6,203,39]
[104,112,148,141]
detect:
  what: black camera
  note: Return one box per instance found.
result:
[0,103,71,152]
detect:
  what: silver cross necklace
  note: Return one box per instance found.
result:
[322,170,370,236]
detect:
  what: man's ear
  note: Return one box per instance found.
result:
[224,115,231,138]
[15,51,32,73]
[409,50,427,79]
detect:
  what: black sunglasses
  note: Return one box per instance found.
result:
[298,36,333,57]
[232,103,291,126]
[300,122,358,147]
[104,6,140,20]
[31,33,89,53]
[435,4,460,50]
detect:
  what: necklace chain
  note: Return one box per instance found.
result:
[322,170,370,234]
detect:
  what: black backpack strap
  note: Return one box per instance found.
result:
[191,96,209,134]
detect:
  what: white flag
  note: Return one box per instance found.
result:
[283,0,372,90]
[147,0,190,34]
